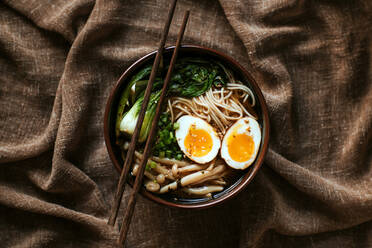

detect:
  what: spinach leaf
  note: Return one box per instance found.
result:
[168,58,227,97]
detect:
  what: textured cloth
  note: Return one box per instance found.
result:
[0,0,371,247]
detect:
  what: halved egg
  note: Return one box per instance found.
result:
[175,115,221,164]
[221,117,261,170]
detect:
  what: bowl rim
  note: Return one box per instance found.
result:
[104,45,270,209]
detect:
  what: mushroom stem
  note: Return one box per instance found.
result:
[153,163,174,180]
[182,186,224,195]
[190,170,227,185]
[180,171,212,186]
[151,156,190,167]
[132,164,156,181]
[159,181,178,194]
[180,165,225,186]
[172,164,178,178]
[178,164,208,173]
[134,152,175,180]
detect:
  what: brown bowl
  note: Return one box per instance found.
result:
[104,45,270,209]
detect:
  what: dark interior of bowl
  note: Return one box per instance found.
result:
[105,46,269,208]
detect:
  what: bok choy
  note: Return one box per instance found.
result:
[115,65,152,138]
[120,90,161,143]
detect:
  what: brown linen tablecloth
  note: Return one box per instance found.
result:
[1,0,371,247]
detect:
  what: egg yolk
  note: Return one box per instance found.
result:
[184,127,213,157]
[227,132,254,162]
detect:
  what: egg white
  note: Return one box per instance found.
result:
[175,115,221,164]
[221,117,261,170]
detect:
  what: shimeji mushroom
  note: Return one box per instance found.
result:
[159,165,226,194]
[182,186,224,195]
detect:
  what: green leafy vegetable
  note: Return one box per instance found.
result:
[119,91,161,143]
[168,58,227,97]
[115,65,152,138]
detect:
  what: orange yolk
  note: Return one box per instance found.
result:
[184,127,213,157]
[227,132,254,162]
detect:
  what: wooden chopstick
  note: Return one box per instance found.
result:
[118,10,190,247]
[107,0,178,226]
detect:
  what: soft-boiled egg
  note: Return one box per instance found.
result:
[221,117,261,170]
[175,115,221,164]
